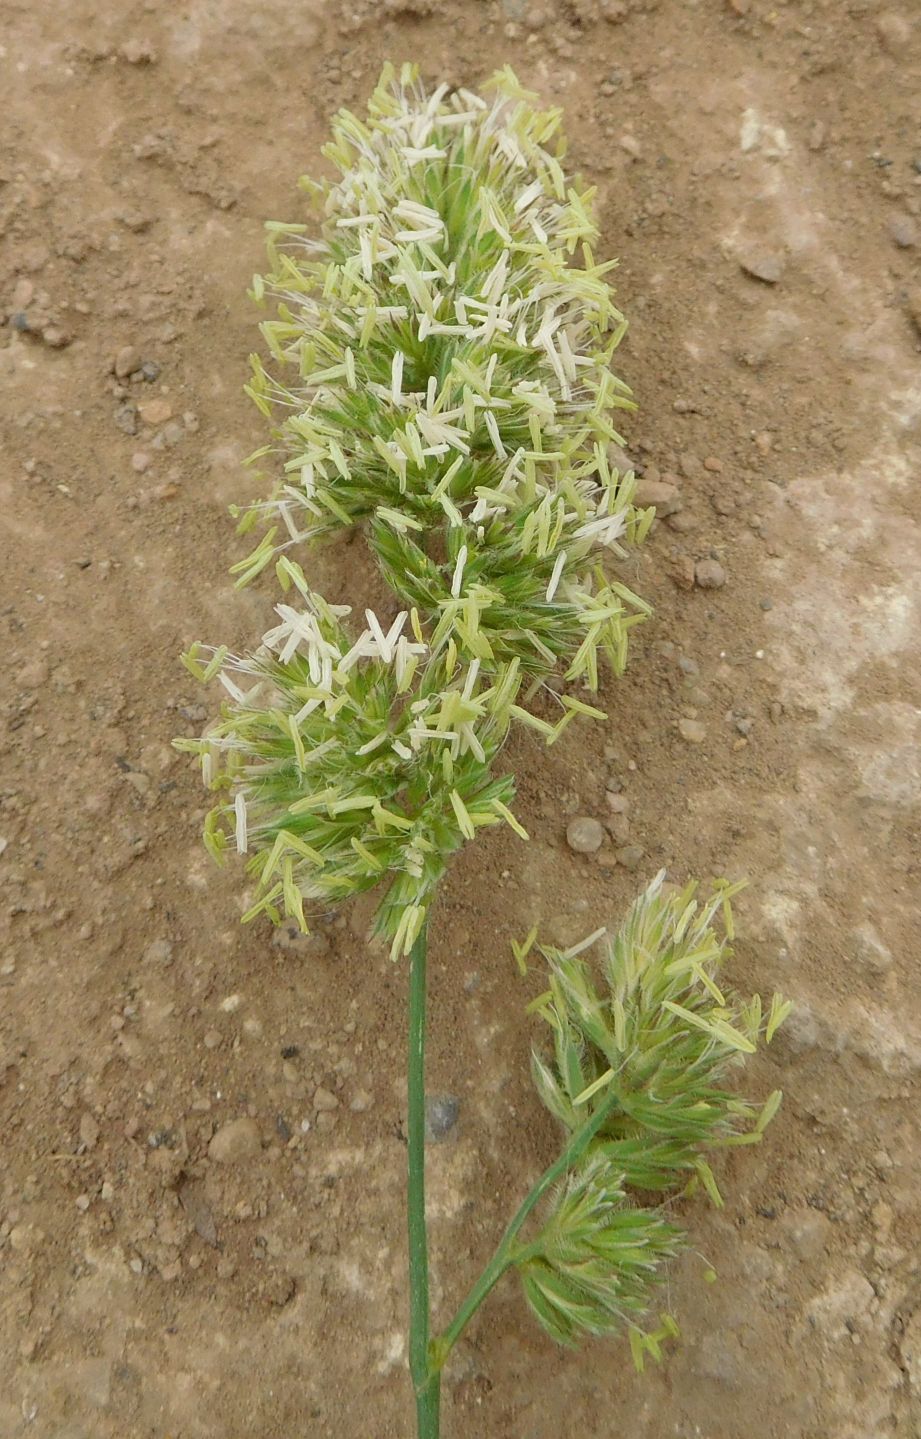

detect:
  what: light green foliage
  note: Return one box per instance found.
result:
[517,872,789,1350]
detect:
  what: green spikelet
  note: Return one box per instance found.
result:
[516,1152,683,1347]
[530,872,788,1183]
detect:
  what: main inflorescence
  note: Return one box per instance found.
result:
[178,63,653,955]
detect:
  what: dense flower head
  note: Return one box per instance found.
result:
[177,566,538,956]
[172,69,788,1381]
[510,873,790,1353]
[516,1152,683,1350]
[234,61,652,680]
[528,872,790,1200]
[178,65,656,947]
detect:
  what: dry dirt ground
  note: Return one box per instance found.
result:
[2,1,920,1436]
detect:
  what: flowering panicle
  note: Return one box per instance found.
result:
[173,67,791,1394]
[178,65,655,947]
[177,566,533,956]
[235,62,653,679]
[510,872,790,1353]
[528,872,789,1199]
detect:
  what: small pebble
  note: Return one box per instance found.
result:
[138,398,172,426]
[634,478,682,516]
[10,1225,44,1255]
[695,558,727,589]
[678,718,707,744]
[425,1094,459,1142]
[737,245,785,284]
[156,420,185,448]
[566,816,605,854]
[208,1117,262,1163]
[142,938,173,964]
[132,451,151,473]
[615,844,645,871]
[853,925,893,974]
[114,345,140,379]
[12,278,34,308]
[79,1113,100,1150]
[272,924,329,957]
[889,213,918,249]
[313,1085,339,1112]
[114,404,139,436]
[17,658,49,690]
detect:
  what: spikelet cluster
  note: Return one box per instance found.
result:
[517,1154,683,1350]
[177,566,525,956]
[178,65,653,953]
[236,62,653,682]
[516,873,790,1353]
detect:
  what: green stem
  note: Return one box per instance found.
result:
[407,922,441,1438]
[430,1090,620,1370]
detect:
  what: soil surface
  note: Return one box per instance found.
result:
[2,2,920,1436]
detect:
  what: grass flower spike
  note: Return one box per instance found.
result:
[178,568,526,956]
[237,62,653,681]
[182,65,656,951]
[176,65,791,1439]
[516,1153,683,1348]
[510,873,789,1360]
[529,872,789,1198]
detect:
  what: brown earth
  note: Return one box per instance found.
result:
[1,1,920,1436]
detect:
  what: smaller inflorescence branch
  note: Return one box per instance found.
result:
[457,874,790,1364]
